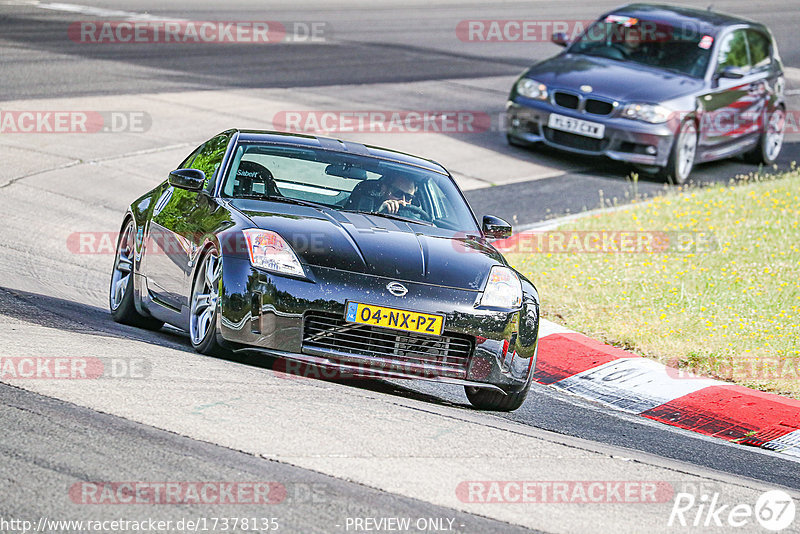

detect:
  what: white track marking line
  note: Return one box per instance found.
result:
[22,1,180,21]
[538,318,575,338]
[552,357,724,413]
[763,430,800,458]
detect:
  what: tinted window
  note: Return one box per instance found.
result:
[569,17,712,78]
[191,133,230,188]
[747,30,771,70]
[716,30,750,71]
[223,143,478,232]
[178,145,202,169]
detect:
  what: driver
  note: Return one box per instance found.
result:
[617,24,655,62]
[620,25,642,51]
[344,171,420,214]
[378,173,417,214]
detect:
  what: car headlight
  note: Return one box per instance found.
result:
[242,229,305,277]
[478,266,523,309]
[621,103,672,124]
[516,78,548,100]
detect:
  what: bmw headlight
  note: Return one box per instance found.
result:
[243,229,305,277]
[621,103,672,124]
[516,78,549,100]
[478,266,523,309]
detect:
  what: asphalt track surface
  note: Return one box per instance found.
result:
[2,1,800,532]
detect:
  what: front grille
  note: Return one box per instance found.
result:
[302,313,473,379]
[553,91,580,109]
[584,99,614,116]
[544,127,606,152]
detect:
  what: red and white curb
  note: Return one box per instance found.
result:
[535,319,800,458]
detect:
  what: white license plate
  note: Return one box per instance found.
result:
[547,113,605,139]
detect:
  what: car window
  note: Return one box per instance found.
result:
[191,133,230,188]
[746,30,772,71]
[568,17,712,78]
[178,145,203,170]
[716,29,750,72]
[222,143,478,232]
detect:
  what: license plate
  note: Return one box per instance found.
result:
[345,302,444,336]
[548,113,605,139]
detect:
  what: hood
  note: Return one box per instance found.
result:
[523,53,703,102]
[230,199,504,291]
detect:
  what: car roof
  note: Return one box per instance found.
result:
[608,3,763,35]
[233,129,448,175]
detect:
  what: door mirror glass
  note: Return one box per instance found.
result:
[482,215,512,239]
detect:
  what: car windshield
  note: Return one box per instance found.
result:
[221,142,479,232]
[569,16,713,78]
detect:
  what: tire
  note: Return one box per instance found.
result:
[109,219,164,330]
[658,119,697,185]
[465,381,531,412]
[189,246,227,356]
[743,106,785,165]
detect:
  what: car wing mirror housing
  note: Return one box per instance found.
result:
[717,66,747,80]
[482,215,513,239]
[168,168,206,191]
[551,32,570,47]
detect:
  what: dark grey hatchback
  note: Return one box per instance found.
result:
[506,3,786,183]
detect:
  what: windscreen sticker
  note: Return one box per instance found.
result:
[699,35,714,49]
[604,15,639,27]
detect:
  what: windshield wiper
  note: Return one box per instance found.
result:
[342,209,433,226]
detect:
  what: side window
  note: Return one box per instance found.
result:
[178,145,203,169]
[191,133,231,188]
[425,179,454,220]
[716,29,750,72]
[747,30,771,71]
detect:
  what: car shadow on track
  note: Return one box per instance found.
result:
[0,286,471,409]
[220,348,474,410]
[0,286,194,353]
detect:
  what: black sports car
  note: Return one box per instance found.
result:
[506,3,786,184]
[110,130,539,411]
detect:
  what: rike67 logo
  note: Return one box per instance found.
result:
[669,489,796,531]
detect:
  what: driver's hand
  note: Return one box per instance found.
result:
[379,199,409,214]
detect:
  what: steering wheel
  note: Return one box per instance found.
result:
[398,204,433,222]
[378,202,432,222]
[606,43,630,60]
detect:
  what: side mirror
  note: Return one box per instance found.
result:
[716,66,747,80]
[551,32,569,47]
[482,215,512,239]
[168,168,205,191]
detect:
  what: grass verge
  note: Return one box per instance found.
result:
[508,168,800,398]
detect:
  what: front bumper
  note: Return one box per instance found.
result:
[218,257,539,394]
[506,98,677,167]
